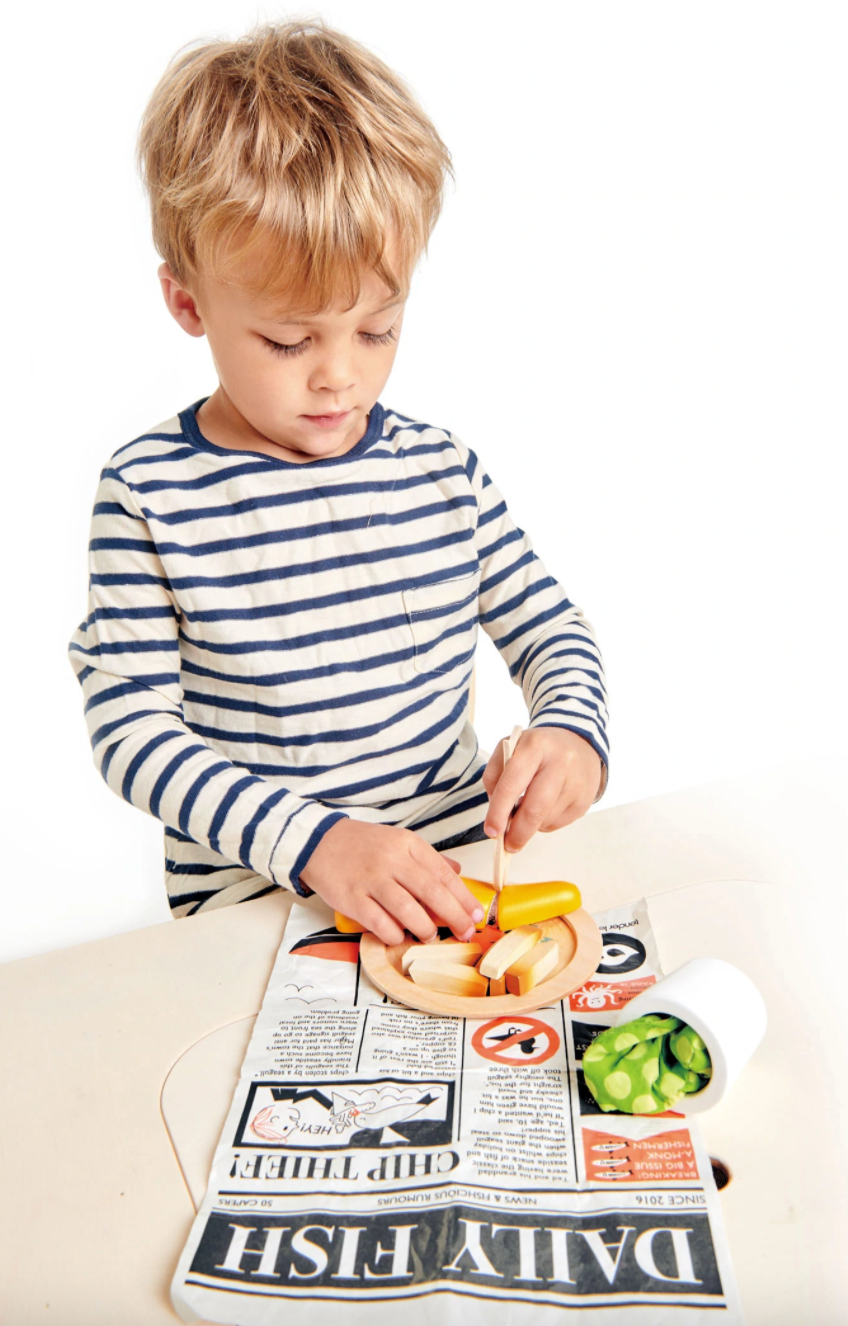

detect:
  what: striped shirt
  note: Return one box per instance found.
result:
[68,401,608,917]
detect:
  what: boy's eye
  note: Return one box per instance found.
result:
[261,324,397,357]
[360,326,397,347]
[262,336,310,358]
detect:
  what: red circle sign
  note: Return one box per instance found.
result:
[471,1016,561,1065]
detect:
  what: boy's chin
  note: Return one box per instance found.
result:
[273,428,359,462]
[297,433,351,456]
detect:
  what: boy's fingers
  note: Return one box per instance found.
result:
[540,794,591,834]
[481,747,504,795]
[420,845,484,921]
[401,860,478,940]
[484,750,537,838]
[357,899,406,947]
[438,868,486,926]
[379,879,440,944]
[505,768,564,851]
[536,788,574,833]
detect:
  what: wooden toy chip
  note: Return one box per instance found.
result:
[397,926,560,999]
[408,960,489,997]
[401,942,482,974]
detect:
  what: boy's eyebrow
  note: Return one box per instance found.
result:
[270,296,406,326]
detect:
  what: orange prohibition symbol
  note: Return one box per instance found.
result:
[471,1016,561,1066]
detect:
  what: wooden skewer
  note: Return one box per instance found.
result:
[493,724,523,892]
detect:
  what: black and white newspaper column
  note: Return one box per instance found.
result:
[172,900,743,1325]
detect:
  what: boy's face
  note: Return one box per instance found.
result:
[159,258,405,462]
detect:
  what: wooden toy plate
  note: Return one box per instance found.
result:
[359,908,603,1017]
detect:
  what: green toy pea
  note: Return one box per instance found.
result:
[583,1014,712,1114]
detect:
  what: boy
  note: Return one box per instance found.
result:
[68,21,608,949]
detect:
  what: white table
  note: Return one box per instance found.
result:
[1,770,844,1324]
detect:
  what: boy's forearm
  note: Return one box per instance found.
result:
[454,438,608,778]
[467,472,608,777]
[72,662,344,895]
[70,469,350,897]
[519,609,609,786]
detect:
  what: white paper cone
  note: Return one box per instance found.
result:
[613,957,767,1114]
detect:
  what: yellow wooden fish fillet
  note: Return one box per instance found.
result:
[497,880,582,929]
[462,878,499,924]
[459,879,581,931]
[334,912,362,933]
[337,881,582,942]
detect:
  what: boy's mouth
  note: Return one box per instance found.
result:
[301,409,352,429]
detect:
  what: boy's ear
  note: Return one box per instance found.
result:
[158,263,206,338]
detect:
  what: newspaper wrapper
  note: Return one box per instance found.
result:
[171,899,745,1324]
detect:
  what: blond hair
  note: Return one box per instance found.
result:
[138,20,451,308]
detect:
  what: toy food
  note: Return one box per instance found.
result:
[669,1024,712,1075]
[408,959,489,997]
[334,912,363,933]
[360,909,603,1015]
[335,878,581,942]
[582,1014,713,1114]
[505,936,559,995]
[479,924,541,979]
[401,942,482,973]
[333,725,581,941]
[387,930,565,1002]
[462,878,582,930]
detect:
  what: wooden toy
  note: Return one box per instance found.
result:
[408,960,489,997]
[497,878,582,928]
[360,907,602,1017]
[462,877,583,930]
[336,879,582,940]
[505,937,560,995]
[334,911,362,933]
[339,724,602,1015]
[401,941,482,973]
[479,924,541,980]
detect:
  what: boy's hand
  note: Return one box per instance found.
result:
[483,728,603,853]
[298,819,485,947]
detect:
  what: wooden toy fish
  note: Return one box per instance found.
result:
[333,877,581,940]
[334,726,582,938]
[461,877,582,930]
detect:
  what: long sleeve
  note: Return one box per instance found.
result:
[457,440,609,784]
[70,404,608,916]
[68,468,346,896]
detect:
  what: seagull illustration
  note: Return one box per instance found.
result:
[487,1025,538,1055]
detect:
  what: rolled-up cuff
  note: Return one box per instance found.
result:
[268,806,348,898]
[527,717,609,803]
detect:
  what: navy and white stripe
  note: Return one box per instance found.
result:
[69,401,608,916]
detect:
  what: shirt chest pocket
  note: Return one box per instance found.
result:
[402,571,480,675]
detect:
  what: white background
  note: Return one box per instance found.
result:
[4,1,845,963]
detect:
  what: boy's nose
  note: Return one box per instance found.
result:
[309,351,355,394]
